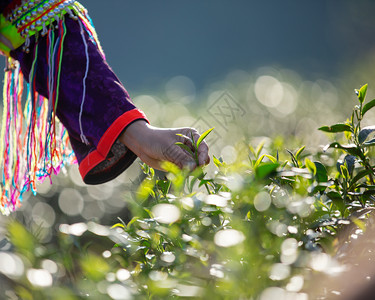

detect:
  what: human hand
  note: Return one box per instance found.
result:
[119,120,210,170]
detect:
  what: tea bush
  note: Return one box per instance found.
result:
[1,84,375,299]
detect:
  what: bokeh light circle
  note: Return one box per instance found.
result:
[58,188,84,216]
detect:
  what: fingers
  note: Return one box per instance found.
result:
[139,154,163,171]
[175,131,195,150]
[198,140,210,166]
[163,143,197,170]
[139,145,197,171]
[178,128,210,167]
[189,129,210,166]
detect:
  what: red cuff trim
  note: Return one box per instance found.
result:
[79,108,148,180]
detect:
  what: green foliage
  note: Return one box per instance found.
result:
[2,84,375,299]
[355,83,368,104]
[319,123,352,133]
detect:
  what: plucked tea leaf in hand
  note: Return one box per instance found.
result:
[175,142,194,156]
[196,127,214,149]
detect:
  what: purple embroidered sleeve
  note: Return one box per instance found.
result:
[10,17,148,184]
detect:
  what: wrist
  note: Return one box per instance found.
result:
[119,119,150,154]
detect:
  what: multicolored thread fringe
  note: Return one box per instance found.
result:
[0,4,103,215]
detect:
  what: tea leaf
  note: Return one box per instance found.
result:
[189,174,200,191]
[127,217,140,229]
[318,124,352,133]
[363,190,375,196]
[358,126,375,144]
[190,130,196,146]
[213,155,222,168]
[111,223,125,229]
[264,154,277,163]
[253,155,264,169]
[314,162,328,183]
[196,127,214,149]
[157,179,171,195]
[15,287,32,300]
[326,191,346,216]
[286,149,299,167]
[310,182,332,194]
[344,155,355,175]
[305,158,316,175]
[141,163,150,175]
[362,99,375,116]
[337,155,356,178]
[8,221,35,259]
[248,145,256,157]
[362,190,375,202]
[296,146,306,161]
[349,170,372,190]
[255,162,279,179]
[363,138,375,146]
[323,142,362,156]
[344,130,352,141]
[253,154,277,168]
[340,164,350,180]
[137,178,156,201]
[175,142,194,156]
[255,140,266,159]
[356,83,368,103]
[176,133,189,139]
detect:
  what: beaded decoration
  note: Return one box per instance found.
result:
[0,0,104,214]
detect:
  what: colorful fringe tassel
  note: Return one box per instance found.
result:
[0,3,103,215]
[0,58,75,215]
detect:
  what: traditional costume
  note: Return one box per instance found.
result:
[0,0,148,214]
